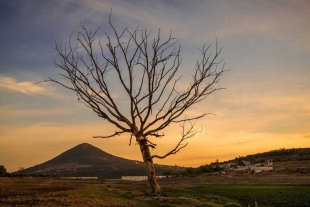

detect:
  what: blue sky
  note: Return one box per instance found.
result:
[1,0,310,172]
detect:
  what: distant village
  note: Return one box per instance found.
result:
[14,158,274,181]
[220,159,273,174]
[121,159,274,181]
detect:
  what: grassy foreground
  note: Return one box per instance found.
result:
[165,185,310,207]
[1,177,310,206]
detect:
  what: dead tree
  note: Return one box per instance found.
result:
[41,16,226,194]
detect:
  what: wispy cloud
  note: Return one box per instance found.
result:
[227,141,253,146]
[67,0,192,39]
[0,75,56,97]
[200,0,310,50]
[74,0,310,50]
[0,107,74,120]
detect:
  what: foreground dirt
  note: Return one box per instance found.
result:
[1,174,310,206]
[160,173,310,187]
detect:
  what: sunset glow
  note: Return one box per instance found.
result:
[0,0,309,172]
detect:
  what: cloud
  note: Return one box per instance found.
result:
[0,75,56,97]
[78,0,310,51]
[227,141,253,146]
[64,0,192,41]
[204,0,310,50]
[0,107,74,120]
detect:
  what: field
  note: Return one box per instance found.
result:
[1,174,310,207]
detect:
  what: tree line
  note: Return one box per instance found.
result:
[163,164,224,176]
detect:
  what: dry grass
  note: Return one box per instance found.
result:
[1,174,310,206]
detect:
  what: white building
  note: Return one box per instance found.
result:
[121,175,166,181]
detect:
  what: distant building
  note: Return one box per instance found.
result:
[60,177,98,179]
[121,176,166,181]
[250,165,273,173]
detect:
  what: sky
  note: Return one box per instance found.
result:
[0,0,310,172]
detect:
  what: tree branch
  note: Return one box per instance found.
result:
[93,131,127,138]
[39,15,226,162]
[151,120,202,159]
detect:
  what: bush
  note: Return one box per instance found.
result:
[186,167,195,174]
[0,165,7,177]
[163,169,173,176]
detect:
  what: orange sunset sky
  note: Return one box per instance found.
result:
[0,0,310,172]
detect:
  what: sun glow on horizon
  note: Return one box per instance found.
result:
[1,0,310,172]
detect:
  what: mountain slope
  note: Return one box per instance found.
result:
[21,143,179,178]
[222,148,310,164]
[219,148,310,174]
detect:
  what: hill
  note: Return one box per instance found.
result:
[17,145,310,178]
[220,147,310,174]
[19,143,182,178]
[222,147,310,164]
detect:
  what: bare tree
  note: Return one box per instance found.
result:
[40,15,226,194]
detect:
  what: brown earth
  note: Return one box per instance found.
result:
[273,160,310,174]
[1,174,310,206]
[160,173,310,187]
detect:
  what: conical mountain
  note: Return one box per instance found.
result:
[20,143,179,178]
[37,143,127,166]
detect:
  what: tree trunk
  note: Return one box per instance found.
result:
[139,140,162,195]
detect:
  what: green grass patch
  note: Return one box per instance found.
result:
[163,187,242,207]
[3,178,310,207]
[177,185,310,207]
